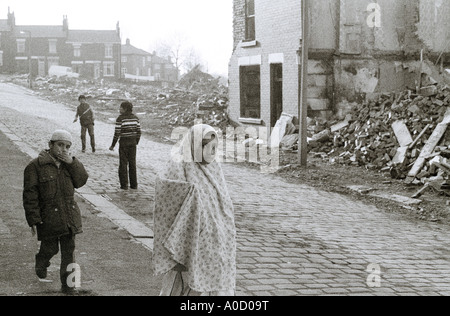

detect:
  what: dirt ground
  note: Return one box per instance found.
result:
[275,151,450,226]
[23,78,450,227]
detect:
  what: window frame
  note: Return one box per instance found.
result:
[73,44,81,58]
[103,61,115,77]
[240,65,261,119]
[245,0,256,41]
[105,44,113,58]
[48,39,57,54]
[17,39,26,54]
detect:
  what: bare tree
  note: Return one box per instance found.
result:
[183,47,204,74]
[150,32,205,78]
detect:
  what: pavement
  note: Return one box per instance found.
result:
[1,81,450,296]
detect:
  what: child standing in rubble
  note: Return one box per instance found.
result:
[73,95,95,153]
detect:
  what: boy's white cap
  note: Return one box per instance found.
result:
[50,130,73,144]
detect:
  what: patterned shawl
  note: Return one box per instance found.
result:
[153,124,236,293]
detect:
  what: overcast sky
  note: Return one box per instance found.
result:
[1,0,233,76]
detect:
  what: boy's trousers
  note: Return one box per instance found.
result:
[81,124,95,151]
[35,233,76,286]
[119,144,137,189]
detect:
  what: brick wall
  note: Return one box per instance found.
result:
[232,0,246,52]
[229,0,302,128]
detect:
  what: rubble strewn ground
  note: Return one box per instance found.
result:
[276,83,450,225]
[5,68,450,226]
[8,68,230,145]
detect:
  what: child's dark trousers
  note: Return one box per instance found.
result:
[119,144,137,189]
[35,233,76,286]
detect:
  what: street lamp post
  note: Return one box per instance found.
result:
[20,30,32,89]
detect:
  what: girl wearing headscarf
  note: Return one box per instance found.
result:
[153,124,236,296]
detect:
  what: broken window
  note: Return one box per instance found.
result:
[245,0,255,41]
[240,65,261,119]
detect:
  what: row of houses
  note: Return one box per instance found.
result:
[0,8,178,85]
[229,0,450,127]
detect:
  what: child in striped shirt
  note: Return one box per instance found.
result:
[109,101,141,190]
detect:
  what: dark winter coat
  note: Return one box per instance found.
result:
[23,150,89,241]
[76,102,94,127]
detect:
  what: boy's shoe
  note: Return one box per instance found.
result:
[92,148,96,153]
[82,149,86,153]
[35,267,47,279]
[35,257,50,279]
[120,186,128,190]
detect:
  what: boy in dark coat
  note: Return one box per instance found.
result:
[73,95,95,153]
[23,130,89,293]
[109,101,141,190]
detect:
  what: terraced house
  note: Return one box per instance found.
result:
[0,8,121,80]
[121,38,179,86]
[229,0,450,128]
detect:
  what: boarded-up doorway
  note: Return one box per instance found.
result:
[270,63,283,127]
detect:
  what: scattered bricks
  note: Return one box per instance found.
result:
[420,85,438,97]
[434,99,444,107]
[408,104,420,114]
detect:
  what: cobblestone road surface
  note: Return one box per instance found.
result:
[1,82,449,296]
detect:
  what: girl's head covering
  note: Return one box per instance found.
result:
[172,124,218,164]
[154,123,236,293]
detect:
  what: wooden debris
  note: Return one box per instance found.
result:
[411,183,430,199]
[408,124,431,150]
[407,108,450,178]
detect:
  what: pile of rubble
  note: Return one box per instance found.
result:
[333,85,448,190]
[278,82,450,195]
[9,67,230,130]
[176,65,230,129]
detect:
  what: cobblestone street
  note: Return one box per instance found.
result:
[1,82,450,296]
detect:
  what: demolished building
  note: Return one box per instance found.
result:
[229,0,450,127]
[229,0,450,194]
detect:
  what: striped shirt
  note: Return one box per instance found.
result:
[111,113,141,147]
